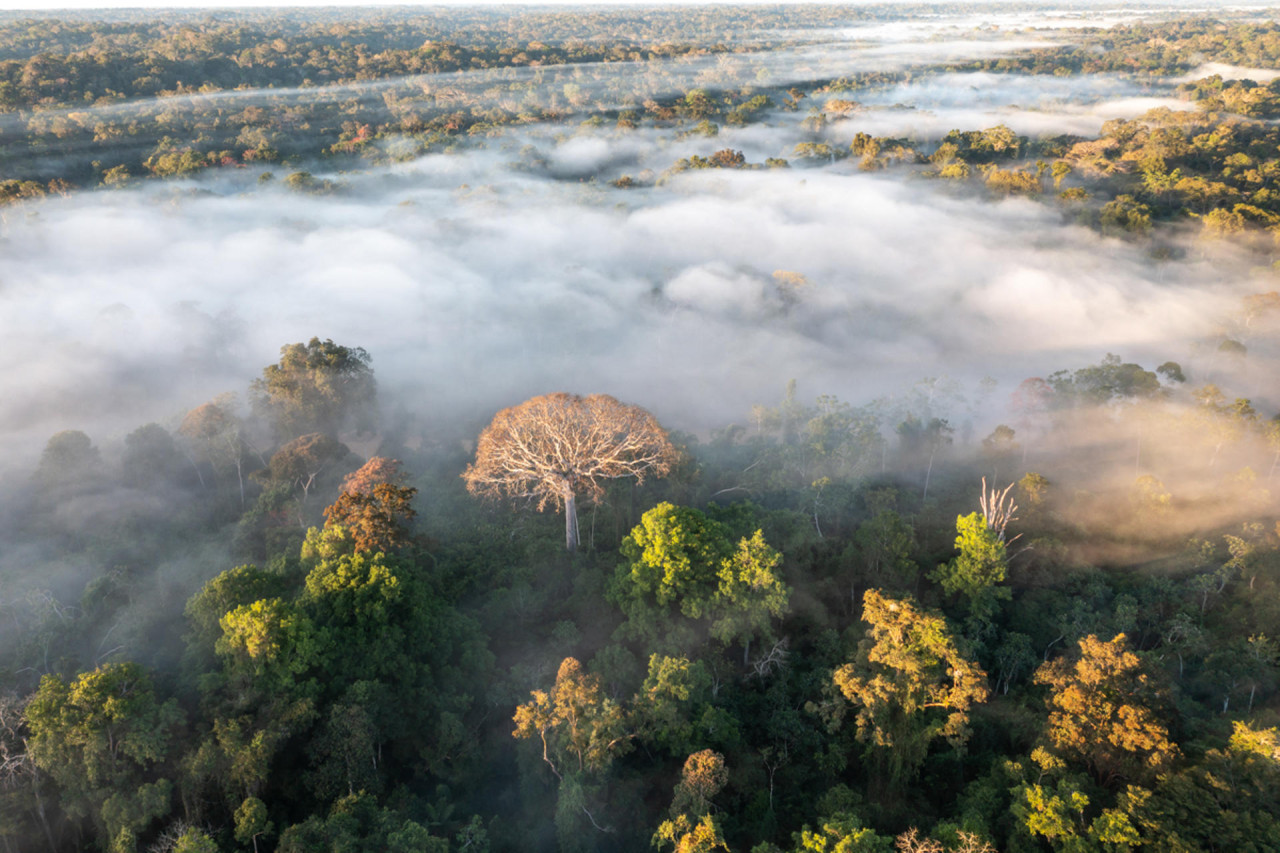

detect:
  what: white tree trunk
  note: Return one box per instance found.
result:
[565,492,580,552]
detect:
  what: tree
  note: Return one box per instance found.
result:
[251,338,376,440]
[261,433,351,527]
[848,507,918,597]
[654,751,732,853]
[275,792,446,853]
[462,393,677,551]
[32,429,103,501]
[832,591,988,792]
[1129,722,1280,850]
[322,482,417,554]
[25,663,182,853]
[121,423,183,490]
[179,395,262,505]
[653,815,730,853]
[930,512,1012,624]
[786,816,892,852]
[234,796,274,853]
[513,657,631,780]
[670,750,728,819]
[339,456,406,495]
[614,503,789,658]
[1033,634,1178,788]
[179,397,254,505]
[1013,775,1142,853]
[896,416,952,502]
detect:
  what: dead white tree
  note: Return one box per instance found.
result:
[979,476,1020,544]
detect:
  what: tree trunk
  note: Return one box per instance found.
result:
[565,492,580,552]
[923,448,936,502]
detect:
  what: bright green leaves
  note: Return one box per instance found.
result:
[622,502,734,614]
[1124,722,1280,851]
[712,530,790,647]
[930,512,1011,623]
[787,816,893,853]
[652,814,730,853]
[26,663,183,853]
[614,502,790,656]
[635,654,713,757]
[217,597,319,697]
[187,539,490,817]
[1014,778,1142,853]
[27,663,181,793]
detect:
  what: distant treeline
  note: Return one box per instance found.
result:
[7,10,1280,259]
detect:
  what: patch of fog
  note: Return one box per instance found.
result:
[1172,63,1280,83]
[806,70,1195,141]
[0,135,1258,483]
[826,95,1195,140]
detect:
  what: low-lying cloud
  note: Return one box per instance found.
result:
[0,132,1262,482]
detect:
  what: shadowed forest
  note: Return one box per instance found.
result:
[3,3,1280,853]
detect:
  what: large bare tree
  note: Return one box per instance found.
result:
[462,393,677,551]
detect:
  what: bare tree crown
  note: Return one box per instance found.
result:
[462,393,677,512]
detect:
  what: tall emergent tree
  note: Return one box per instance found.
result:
[462,393,677,551]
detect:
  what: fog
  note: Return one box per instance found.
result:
[0,131,1259,476]
[1172,62,1280,83]
[4,7,1275,490]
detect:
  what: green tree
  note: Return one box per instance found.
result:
[25,663,183,853]
[1012,775,1142,853]
[832,590,989,793]
[786,815,893,852]
[930,513,1011,624]
[614,503,789,658]
[32,429,103,504]
[634,654,712,757]
[848,507,917,596]
[1129,722,1280,850]
[251,337,376,440]
[235,795,274,853]
[1099,195,1152,236]
[121,423,184,490]
[276,792,447,853]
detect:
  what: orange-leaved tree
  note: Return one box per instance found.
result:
[1034,633,1179,788]
[462,393,677,551]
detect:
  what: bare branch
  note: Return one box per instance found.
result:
[462,394,677,551]
[979,476,1019,543]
